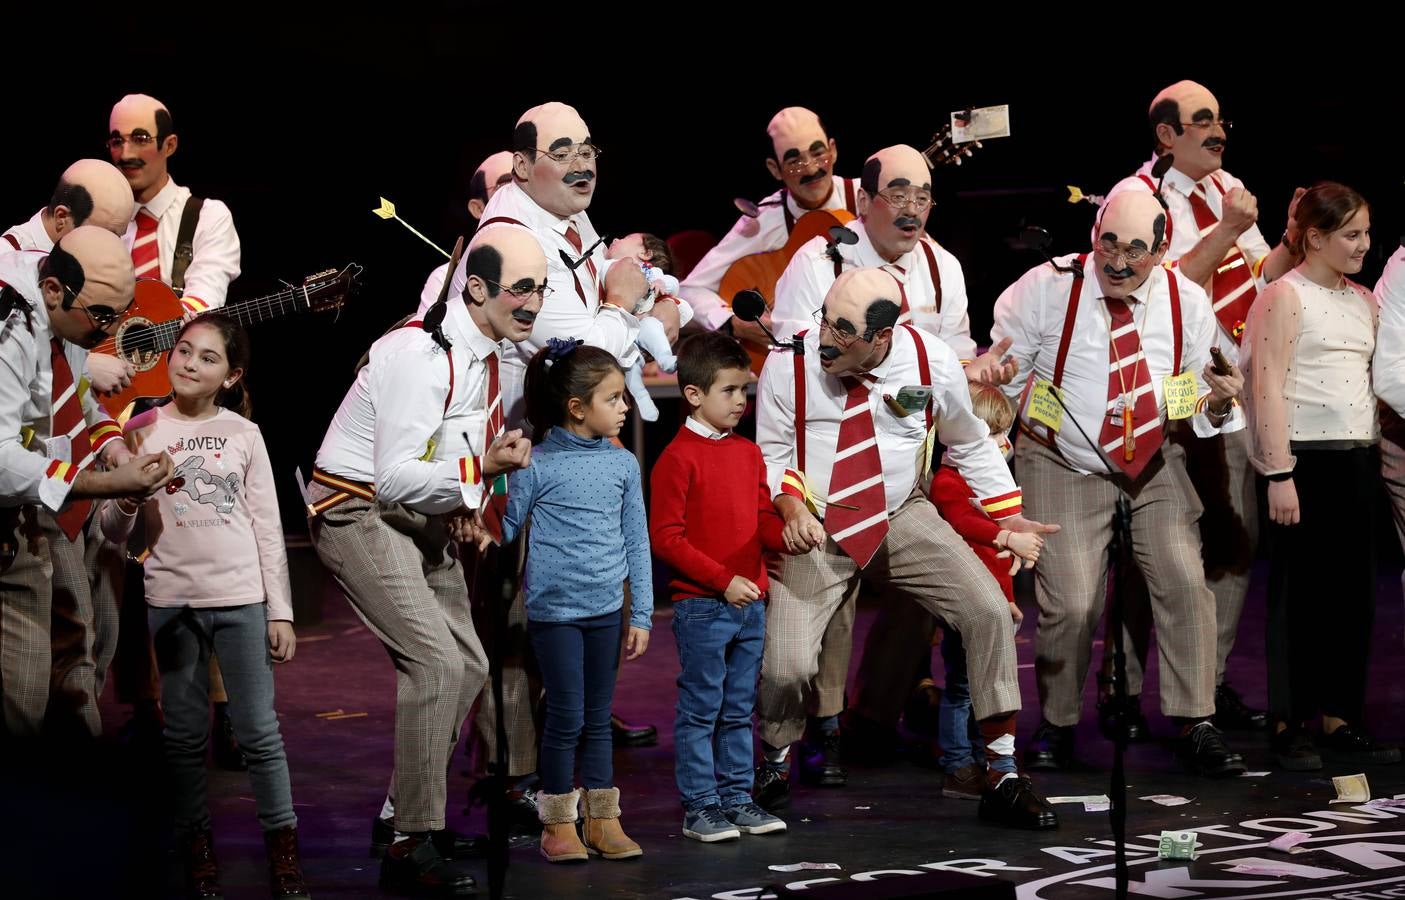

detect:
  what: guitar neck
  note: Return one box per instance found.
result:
[150,286,310,352]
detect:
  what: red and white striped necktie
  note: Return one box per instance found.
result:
[1097,299,1163,480]
[480,353,508,543]
[50,338,93,540]
[131,209,161,281]
[824,373,889,568]
[1186,182,1257,343]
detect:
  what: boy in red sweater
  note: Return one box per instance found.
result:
[649,331,791,842]
[927,383,1043,800]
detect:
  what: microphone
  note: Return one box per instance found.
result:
[1013,225,1082,277]
[732,289,803,356]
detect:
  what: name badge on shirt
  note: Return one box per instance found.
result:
[1162,371,1199,421]
[1028,379,1064,433]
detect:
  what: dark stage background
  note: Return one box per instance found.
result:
[8,9,1399,531]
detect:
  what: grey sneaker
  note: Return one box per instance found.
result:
[683,805,741,842]
[722,800,787,835]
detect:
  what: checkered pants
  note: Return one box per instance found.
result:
[2,507,51,736]
[310,491,487,832]
[757,491,1019,749]
[1016,438,1216,726]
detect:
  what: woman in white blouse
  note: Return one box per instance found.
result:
[1242,181,1399,772]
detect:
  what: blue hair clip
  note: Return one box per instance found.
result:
[544,337,583,366]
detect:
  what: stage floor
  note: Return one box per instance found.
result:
[11,567,1405,900]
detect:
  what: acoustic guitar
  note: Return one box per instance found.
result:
[91,264,361,418]
[718,124,984,372]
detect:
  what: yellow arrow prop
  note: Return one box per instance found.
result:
[1067,185,1105,207]
[372,197,451,259]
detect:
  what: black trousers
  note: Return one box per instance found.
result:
[1265,445,1379,726]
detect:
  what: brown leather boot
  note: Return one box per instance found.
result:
[581,787,642,860]
[536,789,588,863]
[183,827,225,899]
[264,825,311,899]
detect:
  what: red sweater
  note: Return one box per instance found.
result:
[929,465,1014,601]
[649,424,786,603]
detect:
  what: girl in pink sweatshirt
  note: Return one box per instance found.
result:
[102,313,309,900]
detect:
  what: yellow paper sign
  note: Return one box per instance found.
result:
[1163,371,1199,420]
[921,423,937,476]
[1028,379,1065,433]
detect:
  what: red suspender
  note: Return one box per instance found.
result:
[793,329,808,474]
[1049,258,1183,387]
[782,190,796,235]
[1168,270,1183,375]
[900,324,934,433]
[404,320,456,414]
[479,216,527,228]
[1135,173,1173,246]
[843,178,857,214]
[1051,254,1089,389]
[920,241,942,313]
[791,326,933,476]
[2,234,18,250]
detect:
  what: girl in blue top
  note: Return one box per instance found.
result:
[502,338,652,864]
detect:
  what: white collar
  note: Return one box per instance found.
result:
[685,415,729,440]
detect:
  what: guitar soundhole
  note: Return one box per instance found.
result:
[115,318,163,372]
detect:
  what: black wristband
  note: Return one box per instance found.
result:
[1266,471,1293,483]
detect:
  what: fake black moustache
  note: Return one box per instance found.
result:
[563,171,595,185]
[799,168,828,186]
[818,344,842,360]
[1103,263,1136,279]
[119,159,144,169]
[511,309,538,323]
[894,216,923,230]
[1202,138,1225,150]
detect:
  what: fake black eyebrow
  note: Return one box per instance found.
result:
[834,316,857,333]
[1190,107,1215,122]
[808,140,827,154]
[547,136,574,151]
[509,277,538,292]
[782,147,801,161]
[885,177,913,189]
[1100,231,1120,242]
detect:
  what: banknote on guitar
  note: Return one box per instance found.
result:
[719,124,984,372]
[91,264,361,418]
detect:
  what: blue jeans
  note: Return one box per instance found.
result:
[672,597,765,812]
[529,611,621,795]
[938,628,1002,773]
[149,603,295,833]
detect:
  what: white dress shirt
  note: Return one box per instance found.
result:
[2,210,51,252]
[315,297,501,515]
[0,250,121,511]
[771,220,977,362]
[756,326,1018,518]
[680,177,861,331]
[1100,157,1274,366]
[1373,246,1405,417]
[121,178,241,311]
[991,254,1242,476]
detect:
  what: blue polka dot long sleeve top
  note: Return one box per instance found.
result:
[501,426,654,630]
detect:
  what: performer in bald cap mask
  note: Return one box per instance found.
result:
[754,267,1060,829]
[679,107,861,343]
[308,227,543,896]
[1094,80,1303,737]
[478,100,692,429]
[108,94,241,315]
[417,151,516,315]
[769,145,1018,765]
[0,227,174,738]
[992,191,1248,777]
[4,159,134,252]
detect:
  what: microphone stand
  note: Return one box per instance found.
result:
[1040,371,1133,900]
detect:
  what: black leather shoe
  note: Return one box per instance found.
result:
[1213,683,1270,731]
[1321,724,1402,765]
[978,775,1059,830]
[464,777,541,835]
[753,764,791,811]
[1177,721,1247,777]
[378,835,477,897]
[371,817,489,860]
[798,733,847,786]
[1023,721,1074,771]
[211,702,247,772]
[610,713,658,747]
[1097,693,1150,743]
[1272,726,1323,771]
